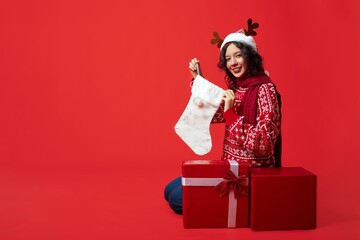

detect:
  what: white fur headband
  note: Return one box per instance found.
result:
[220,32,257,52]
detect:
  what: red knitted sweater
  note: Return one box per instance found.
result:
[212,82,281,167]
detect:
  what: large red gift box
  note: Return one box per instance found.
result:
[250,167,317,231]
[182,160,249,228]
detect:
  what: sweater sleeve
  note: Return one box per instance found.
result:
[223,83,281,156]
[211,101,226,123]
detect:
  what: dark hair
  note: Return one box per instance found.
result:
[218,41,265,89]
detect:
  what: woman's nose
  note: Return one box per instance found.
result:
[230,58,237,66]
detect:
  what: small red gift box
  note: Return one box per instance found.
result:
[250,167,317,231]
[182,160,249,228]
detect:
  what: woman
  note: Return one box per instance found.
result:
[164,30,282,214]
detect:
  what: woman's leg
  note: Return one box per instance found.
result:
[168,185,183,214]
[164,177,181,202]
[164,177,183,214]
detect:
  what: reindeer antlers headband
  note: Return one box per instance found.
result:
[211,18,259,52]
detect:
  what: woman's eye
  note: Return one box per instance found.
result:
[226,58,230,62]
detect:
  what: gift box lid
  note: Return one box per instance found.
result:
[182,160,248,178]
[250,167,315,177]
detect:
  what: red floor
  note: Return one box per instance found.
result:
[1,163,359,240]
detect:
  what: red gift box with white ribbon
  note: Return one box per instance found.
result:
[182,160,249,228]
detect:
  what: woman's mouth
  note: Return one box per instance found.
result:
[232,67,241,73]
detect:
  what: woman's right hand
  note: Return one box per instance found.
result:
[189,58,200,79]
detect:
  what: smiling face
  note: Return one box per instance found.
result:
[225,43,248,79]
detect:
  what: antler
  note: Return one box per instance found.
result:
[210,32,223,49]
[244,18,259,36]
[211,18,259,48]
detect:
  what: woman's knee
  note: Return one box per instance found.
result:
[164,177,181,202]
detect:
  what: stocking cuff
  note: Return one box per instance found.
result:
[191,75,225,107]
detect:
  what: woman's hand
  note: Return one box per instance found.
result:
[189,58,200,79]
[223,89,235,112]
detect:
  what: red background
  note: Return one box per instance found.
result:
[1,0,359,239]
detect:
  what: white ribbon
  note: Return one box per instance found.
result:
[182,160,239,228]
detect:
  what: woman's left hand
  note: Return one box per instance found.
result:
[223,89,235,112]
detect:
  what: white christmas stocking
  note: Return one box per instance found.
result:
[175,75,225,155]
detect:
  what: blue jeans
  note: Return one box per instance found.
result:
[164,177,182,214]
